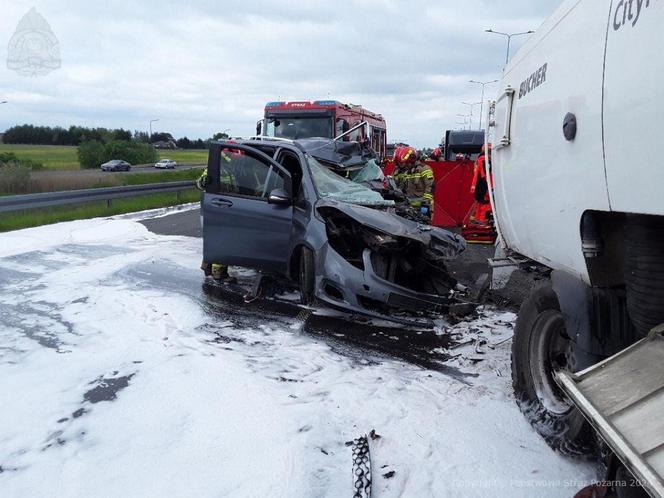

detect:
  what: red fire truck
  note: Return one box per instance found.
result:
[256,100,388,159]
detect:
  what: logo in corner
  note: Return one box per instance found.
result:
[7,7,61,77]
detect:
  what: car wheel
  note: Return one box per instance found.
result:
[299,247,316,306]
[511,281,596,458]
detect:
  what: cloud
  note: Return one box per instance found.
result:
[0,0,561,147]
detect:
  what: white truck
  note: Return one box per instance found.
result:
[489,0,664,495]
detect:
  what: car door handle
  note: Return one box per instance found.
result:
[211,198,233,208]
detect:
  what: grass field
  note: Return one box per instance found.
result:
[0,144,80,170]
[0,167,204,195]
[157,149,208,164]
[0,190,200,232]
[0,144,208,170]
[120,168,203,186]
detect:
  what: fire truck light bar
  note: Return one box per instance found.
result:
[314,100,337,106]
[265,101,285,107]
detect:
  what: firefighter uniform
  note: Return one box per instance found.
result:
[395,162,435,213]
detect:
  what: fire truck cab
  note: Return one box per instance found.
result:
[257,100,388,159]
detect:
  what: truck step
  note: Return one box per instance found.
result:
[556,326,664,498]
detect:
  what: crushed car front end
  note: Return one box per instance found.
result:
[309,199,467,324]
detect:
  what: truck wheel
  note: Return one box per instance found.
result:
[299,247,316,305]
[512,282,596,458]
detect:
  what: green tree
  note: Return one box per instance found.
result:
[113,128,133,141]
[77,140,106,169]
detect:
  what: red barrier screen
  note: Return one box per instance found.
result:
[384,159,475,228]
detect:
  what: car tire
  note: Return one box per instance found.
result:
[299,247,316,306]
[512,281,596,458]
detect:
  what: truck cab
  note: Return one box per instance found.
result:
[257,100,388,160]
[490,0,664,494]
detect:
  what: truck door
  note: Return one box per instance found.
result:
[603,1,664,216]
[202,143,293,273]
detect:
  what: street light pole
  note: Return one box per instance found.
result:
[461,102,482,130]
[149,119,160,141]
[469,79,499,128]
[456,114,470,130]
[485,29,535,65]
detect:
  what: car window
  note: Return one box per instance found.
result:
[215,150,284,200]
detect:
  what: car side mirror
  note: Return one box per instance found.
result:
[268,188,291,206]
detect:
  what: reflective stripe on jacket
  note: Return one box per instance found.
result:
[395,162,435,205]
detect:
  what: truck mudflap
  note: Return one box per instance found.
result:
[555,325,664,498]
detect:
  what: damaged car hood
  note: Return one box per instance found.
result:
[316,199,466,258]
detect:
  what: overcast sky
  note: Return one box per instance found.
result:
[1,1,561,148]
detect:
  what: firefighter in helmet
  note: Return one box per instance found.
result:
[429,147,443,162]
[394,146,435,220]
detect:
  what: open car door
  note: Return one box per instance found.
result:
[203,142,293,274]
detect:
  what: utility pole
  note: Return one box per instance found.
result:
[149,118,160,142]
[469,79,498,129]
[485,29,535,65]
[456,114,470,130]
[461,102,482,130]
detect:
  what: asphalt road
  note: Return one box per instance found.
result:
[140,208,536,308]
[32,163,204,179]
[0,217,594,496]
[141,207,202,238]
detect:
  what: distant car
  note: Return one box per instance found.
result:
[101,160,131,172]
[155,159,177,169]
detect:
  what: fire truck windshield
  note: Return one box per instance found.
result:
[266,117,333,140]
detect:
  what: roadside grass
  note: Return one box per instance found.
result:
[24,176,120,194]
[0,167,204,195]
[0,190,201,232]
[120,168,203,185]
[0,144,208,170]
[0,144,79,170]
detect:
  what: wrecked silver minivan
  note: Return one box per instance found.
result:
[201,138,467,324]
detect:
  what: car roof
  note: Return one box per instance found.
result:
[212,137,353,155]
[210,138,373,170]
[221,139,298,150]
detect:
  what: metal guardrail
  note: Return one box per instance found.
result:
[0,181,197,213]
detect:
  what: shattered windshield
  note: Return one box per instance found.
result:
[307,155,394,207]
[349,159,385,183]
